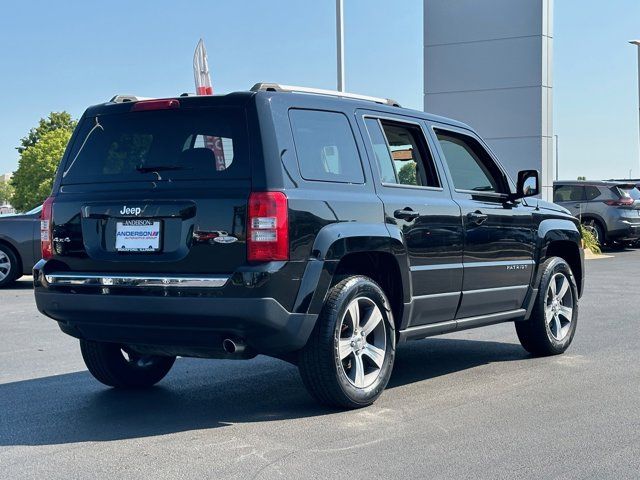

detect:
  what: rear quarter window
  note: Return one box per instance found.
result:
[289,109,364,184]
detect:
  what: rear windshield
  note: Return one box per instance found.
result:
[619,187,640,200]
[61,107,249,184]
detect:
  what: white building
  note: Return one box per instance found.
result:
[0,173,15,214]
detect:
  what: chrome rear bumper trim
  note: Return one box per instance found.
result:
[44,273,229,288]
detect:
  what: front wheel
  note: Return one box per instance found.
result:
[299,276,396,409]
[515,257,578,356]
[80,340,175,388]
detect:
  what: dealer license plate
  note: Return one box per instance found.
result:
[115,220,161,252]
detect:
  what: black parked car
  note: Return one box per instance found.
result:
[0,205,41,287]
[34,84,584,408]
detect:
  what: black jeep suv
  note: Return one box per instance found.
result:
[34,84,584,408]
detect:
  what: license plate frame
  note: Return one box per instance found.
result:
[115,219,162,252]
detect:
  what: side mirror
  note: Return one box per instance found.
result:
[515,169,539,199]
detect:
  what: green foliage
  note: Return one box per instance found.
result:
[580,224,601,255]
[0,180,13,205]
[577,176,586,181]
[11,128,72,212]
[17,112,76,154]
[397,161,417,185]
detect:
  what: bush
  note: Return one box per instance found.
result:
[580,225,601,254]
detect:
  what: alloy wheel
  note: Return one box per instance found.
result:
[545,272,574,342]
[0,250,11,282]
[337,297,387,389]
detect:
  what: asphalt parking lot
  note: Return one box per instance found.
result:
[1,252,639,480]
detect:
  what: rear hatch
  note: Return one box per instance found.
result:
[48,99,251,274]
[612,184,640,216]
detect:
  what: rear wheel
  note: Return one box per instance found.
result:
[80,339,175,388]
[299,276,396,409]
[0,244,20,288]
[515,257,578,356]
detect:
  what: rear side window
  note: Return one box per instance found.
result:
[585,186,601,201]
[289,109,364,184]
[554,185,585,202]
[62,107,248,184]
[364,118,440,188]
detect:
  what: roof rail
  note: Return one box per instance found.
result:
[109,94,154,103]
[250,83,401,107]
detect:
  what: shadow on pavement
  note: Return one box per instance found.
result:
[0,338,528,446]
[4,278,34,290]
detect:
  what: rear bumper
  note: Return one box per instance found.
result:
[33,263,317,356]
[607,220,640,241]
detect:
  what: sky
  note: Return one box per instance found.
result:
[0,0,638,181]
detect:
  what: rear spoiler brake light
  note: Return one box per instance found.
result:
[131,99,180,112]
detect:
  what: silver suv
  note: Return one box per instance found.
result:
[553,181,640,246]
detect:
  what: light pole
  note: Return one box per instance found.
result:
[336,0,345,92]
[630,40,640,173]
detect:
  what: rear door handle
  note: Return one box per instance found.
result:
[394,208,420,221]
[467,210,488,225]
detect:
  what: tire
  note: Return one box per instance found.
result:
[515,257,578,356]
[299,276,396,409]
[581,219,604,247]
[0,244,20,288]
[80,339,175,388]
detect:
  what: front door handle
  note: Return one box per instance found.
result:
[467,210,488,225]
[394,208,420,221]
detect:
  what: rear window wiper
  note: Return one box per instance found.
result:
[135,165,189,174]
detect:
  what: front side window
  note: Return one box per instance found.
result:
[364,118,440,188]
[435,129,505,193]
[289,109,364,184]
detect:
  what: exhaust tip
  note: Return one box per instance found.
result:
[222,338,239,354]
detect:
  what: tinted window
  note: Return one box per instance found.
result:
[435,130,504,193]
[62,108,247,184]
[553,185,585,202]
[364,118,396,183]
[623,187,640,200]
[364,118,440,188]
[585,186,601,201]
[289,109,364,183]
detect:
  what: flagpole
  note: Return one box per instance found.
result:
[336,0,345,92]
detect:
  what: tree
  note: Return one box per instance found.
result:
[0,180,13,205]
[17,112,76,154]
[398,161,417,185]
[11,128,72,212]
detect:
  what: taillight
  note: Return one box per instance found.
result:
[604,198,634,206]
[247,192,289,262]
[40,196,55,260]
